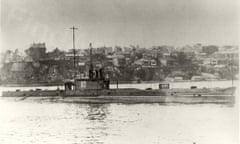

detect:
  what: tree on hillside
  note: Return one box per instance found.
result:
[202,45,218,55]
[25,43,47,61]
[169,52,199,79]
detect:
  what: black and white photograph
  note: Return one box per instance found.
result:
[0,0,239,144]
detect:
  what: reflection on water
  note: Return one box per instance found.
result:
[86,104,108,121]
[0,99,238,144]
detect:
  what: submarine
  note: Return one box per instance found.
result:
[1,42,236,104]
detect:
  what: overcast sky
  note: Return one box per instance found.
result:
[0,0,239,52]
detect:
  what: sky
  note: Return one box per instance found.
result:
[0,0,239,53]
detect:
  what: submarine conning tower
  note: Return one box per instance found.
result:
[64,43,110,91]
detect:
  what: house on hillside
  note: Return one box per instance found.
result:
[212,48,239,64]
[134,58,157,68]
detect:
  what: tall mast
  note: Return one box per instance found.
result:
[90,43,93,68]
[70,26,78,79]
[231,55,234,87]
[89,43,93,80]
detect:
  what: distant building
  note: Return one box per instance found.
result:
[10,62,34,81]
[174,76,183,81]
[2,50,24,63]
[211,46,238,65]
[24,56,34,62]
[192,43,203,54]
[151,45,173,53]
[123,47,132,54]
[99,46,113,55]
[213,49,238,61]
[201,58,218,65]
[107,54,124,67]
[191,75,204,81]
[159,58,167,66]
[134,58,157,68]
[64,49,85,62]
[191,73,220,81]
[46,48,65,61]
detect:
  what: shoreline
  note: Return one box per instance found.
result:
[0,82,63,87]
[0,79,237,87]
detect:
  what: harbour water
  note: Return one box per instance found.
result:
[0,80,239,144]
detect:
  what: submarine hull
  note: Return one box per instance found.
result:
[1,87,235,104]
